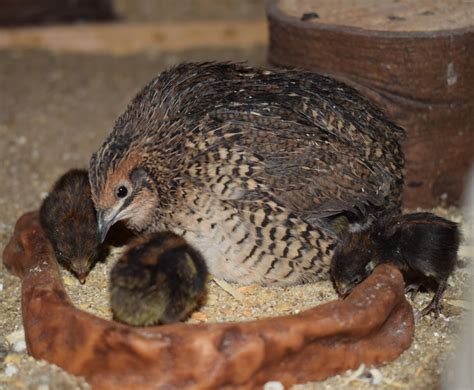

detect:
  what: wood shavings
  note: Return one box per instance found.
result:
[343,364,366,385]
[367,368,383,385]
[446,299,470,310]
[211,277,245,301]
[6,329,24,346]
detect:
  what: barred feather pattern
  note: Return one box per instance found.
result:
[90,62,404,285]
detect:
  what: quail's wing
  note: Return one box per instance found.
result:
[183,111,400,226]
[133,62,403,223]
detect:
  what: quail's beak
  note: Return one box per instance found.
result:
[97,209,119,243]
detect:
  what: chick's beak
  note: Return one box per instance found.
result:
[75,260,88,284]
[78,272,87,284]
[335,282,352,299]
[97,209,119,243]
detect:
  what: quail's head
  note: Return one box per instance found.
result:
[89,150,159,241]
[330,231,379,297]
[40,169,101,283]
[110,232,208,326]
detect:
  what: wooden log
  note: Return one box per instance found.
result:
[3,212,414,389]
[267,0,474,208]
[0,20,268,55]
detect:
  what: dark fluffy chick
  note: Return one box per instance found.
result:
[330,212,460,317]
[110,232,208,326]
[40,169,101,283]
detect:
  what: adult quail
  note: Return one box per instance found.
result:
[89,62,404,286]
[331,212,460,317]
[40,169,102,283]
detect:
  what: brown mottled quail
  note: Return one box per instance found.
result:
[40,169,102,283]
[330,212,460,317]
[89,62,404,286]
[110,232,208,326]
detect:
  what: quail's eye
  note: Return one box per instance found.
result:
[116,186,129,199]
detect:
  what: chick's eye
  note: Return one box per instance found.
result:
[116,186,128,198]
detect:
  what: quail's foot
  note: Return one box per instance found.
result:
[405,282,421,302]
[419,281,447,319]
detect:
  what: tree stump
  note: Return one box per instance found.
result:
[267,0,474,208]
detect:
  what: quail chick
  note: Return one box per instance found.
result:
[89,62,405,286]
[40,169,101,283]
[110,232,208,326]
[330,212,460,317]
